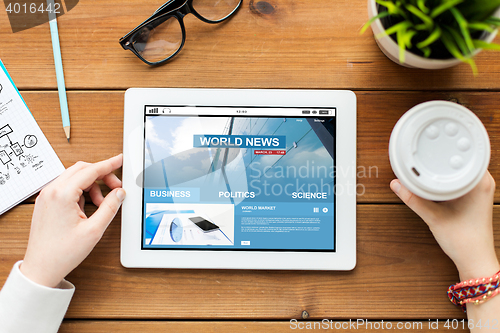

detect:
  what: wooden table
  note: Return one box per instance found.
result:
[1,0,499,331]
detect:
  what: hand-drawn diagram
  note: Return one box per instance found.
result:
[0,99,12,116]
[0,124,41,185]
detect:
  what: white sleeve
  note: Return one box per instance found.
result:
[0,261,75,333]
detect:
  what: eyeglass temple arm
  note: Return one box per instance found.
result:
[153,0,176,14]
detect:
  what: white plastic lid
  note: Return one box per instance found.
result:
[389,101,490,201]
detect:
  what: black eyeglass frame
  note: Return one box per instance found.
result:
[119,0,242,65]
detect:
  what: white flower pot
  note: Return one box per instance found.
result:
[367,0,500,69]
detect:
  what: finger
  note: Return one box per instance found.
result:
[487,170,495,189]
[451,171,495,208]
[476,171,495,197]
[78,195,85,212]
[88,188,126,231]
[390,179,438,223]
[50,161,91,186]
[52,154,120,187]
[102,172,122,190]
[487,171,496,197]
[88,182,105,207]
[71,154,123,192]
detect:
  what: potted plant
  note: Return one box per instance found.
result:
[362,0,500,73]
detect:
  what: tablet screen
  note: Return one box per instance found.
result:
[141,106,335,251]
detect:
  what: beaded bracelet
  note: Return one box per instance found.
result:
[447,270,500,312]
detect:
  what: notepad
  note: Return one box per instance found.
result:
[0,60,65,215]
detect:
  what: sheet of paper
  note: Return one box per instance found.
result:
[0,60,65,215]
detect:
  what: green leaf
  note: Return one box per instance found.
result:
[468,59,478,75]
[457,0,500,21]
[421,46,432,57]
[414,23,428,30]
[442,30,478,75]
[445,26,471,56]
[375,20,413,38]
[397,29,407,63]
[430,0,464,18]
[484,17,500,26]
[402,29,417,48]
[406,4,434,29]
[473,39,500,51]
[441,31,466,60]
[417,0,429,14]
[467,22,495,33]
[450,7,475,54]
[376,0,405,16]
[360,11,391,34]
[416,26,442,48]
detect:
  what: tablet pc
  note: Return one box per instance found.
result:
[121,88,356,270]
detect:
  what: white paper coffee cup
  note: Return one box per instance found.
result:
[389,101,490,201]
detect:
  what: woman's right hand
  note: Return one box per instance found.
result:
[390,171,499,281]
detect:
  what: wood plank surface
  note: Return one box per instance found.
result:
[1,204,498,320]
[2,0,500,329]
[58,320,469,332]
[1,0,500,91]
[18,90,500,204]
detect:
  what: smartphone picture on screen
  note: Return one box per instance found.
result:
[189,217,220,233]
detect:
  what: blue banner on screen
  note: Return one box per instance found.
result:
[193,135,286,148]
[142,110,336,252]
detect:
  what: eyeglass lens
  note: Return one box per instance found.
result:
[131,0,240,63]
[132,16,183,63]
[192,0,241,21]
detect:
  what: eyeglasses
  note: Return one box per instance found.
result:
[119,0,242,65]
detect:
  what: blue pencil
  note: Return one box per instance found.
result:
[48,0,70,142]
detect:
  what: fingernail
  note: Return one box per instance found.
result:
[391,180,401,195]
[116,189,126,202]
